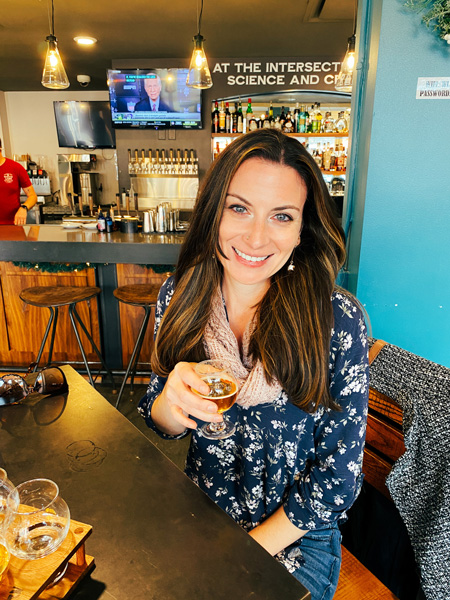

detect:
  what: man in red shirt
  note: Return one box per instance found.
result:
[0,138,37,225]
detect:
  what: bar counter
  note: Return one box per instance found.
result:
[0,224,184,265]
[0,225,185,370]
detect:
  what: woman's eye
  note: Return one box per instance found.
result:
[228,204,247,214]
[274,213,293,222]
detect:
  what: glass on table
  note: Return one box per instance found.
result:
[193,359,238,440]
[3,478,70,561]
[0,469,19,580]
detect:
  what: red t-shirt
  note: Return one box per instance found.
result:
[0,158,32,224]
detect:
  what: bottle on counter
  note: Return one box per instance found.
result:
[232,102,238,133]
[97,209,106,232]
[105,212,113,233]
[279,106,286,128]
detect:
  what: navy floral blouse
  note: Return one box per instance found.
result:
[138,277,369,573]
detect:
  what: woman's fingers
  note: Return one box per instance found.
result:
[165,362,222,427]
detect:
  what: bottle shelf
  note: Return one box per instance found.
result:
[211,132,348,138]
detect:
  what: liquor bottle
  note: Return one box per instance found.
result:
[316,103,323,133]
[246,99,254,132]
[212,101,220,133]
[237,99,244,133]
[263,112,271,129]
[232,102,238,133]
[298,105,307,133]
[225,102,232,134]
[336,142,345,172]
[322,143,332,171]
[219,101,226,133]
[267,101,274,128]
[248,113,258,131]
[311,103,319,133]
[313,143,322,168]
[335,111,348,133]
[280,106,286,128]
[274,116,282,131]
[307,105,315,132]
[323,112,335,133]
[283,111,294,134]
[293,103,300,133]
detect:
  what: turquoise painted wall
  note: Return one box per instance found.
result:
[353,0,450,367]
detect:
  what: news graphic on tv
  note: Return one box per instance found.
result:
[107,68,202,129]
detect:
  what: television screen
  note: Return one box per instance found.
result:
[107,68,202,129]
[53,100,116,149]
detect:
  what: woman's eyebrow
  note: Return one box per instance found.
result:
[226,192,250,205]
[226,193,301,212]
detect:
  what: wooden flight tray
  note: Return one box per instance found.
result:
[0,517,94,600]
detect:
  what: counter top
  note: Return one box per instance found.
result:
[0,224,184,265]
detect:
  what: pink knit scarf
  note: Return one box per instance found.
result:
[203,288,283,408]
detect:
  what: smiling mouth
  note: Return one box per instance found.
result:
[233,247,271,262]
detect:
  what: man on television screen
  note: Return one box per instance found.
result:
[134,73,173,112]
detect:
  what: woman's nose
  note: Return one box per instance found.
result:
[245,219,269,248]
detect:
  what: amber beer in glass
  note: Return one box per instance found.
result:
[193,360,238,439]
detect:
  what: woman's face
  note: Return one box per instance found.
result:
[218,157,307,291]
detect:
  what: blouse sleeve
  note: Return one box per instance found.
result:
[284,292,369,530]
[137,276,190,440]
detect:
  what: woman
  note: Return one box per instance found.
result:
[138,129,368,600]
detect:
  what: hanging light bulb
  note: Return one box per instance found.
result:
[335,35,356,93]
[42,1,69,89]
[42,34,69,89]
[187,34,212,89]
[186,0,213,89]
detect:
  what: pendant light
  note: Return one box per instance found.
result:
[335,0,357,93]
[186,0,213,89]
[42,0,69,89]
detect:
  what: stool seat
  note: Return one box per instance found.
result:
[20,286,101,308]
[19,284,114,390]
[113,284,160,307]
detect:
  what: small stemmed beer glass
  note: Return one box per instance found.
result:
[193,360,238,440]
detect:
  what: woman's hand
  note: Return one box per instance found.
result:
[151,362,223,435]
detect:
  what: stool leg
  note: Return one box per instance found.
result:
[70,303,116,388]
[46,307,59,366]
[129,305,152,394]
[69,304,95,387]
[115,305,151,410]
[34,307,56,372]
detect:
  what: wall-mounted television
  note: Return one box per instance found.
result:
[53,100,116,149]
[107,68,202,129]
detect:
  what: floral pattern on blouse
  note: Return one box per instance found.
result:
[138,278,369,573]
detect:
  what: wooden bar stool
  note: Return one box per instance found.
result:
[19,285,115,388]
[113,284,160,409]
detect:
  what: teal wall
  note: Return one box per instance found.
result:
[349,0,450,367]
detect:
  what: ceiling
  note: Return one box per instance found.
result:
[0,0,356,92]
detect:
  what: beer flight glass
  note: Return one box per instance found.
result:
[3,478,70,561]
[193,360,238,440]
[0,469,18,581]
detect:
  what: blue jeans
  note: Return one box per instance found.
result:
[290,524,342,600]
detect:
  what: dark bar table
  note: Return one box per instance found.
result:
[0,366,310,600]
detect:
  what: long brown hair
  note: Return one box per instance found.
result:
[152,129,346,412]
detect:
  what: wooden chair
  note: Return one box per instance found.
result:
[334,339,402,600]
